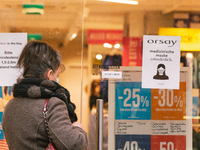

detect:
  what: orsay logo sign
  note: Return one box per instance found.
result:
[146,39,177,47]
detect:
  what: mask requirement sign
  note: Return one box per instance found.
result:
[0,33,27,86]
[142,35,181,89]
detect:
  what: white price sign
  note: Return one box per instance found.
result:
[102,71,122,79]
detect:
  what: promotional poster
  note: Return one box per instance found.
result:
[108,67,192,150]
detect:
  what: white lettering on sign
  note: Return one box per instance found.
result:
[89,33,105,40]
[106,33,122,40]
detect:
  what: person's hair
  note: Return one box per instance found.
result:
[89,79,100,110]
[157,64,166,69]
[91,79,100,96]
[17,41,64,78]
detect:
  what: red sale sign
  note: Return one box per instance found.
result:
[151,135,186,150]
[122,37,143,66]
[87,29,123,44]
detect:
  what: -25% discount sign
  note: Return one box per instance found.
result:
[115,82,151,120]
[151,82,186,120]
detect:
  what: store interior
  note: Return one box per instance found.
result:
[1,0,200,149]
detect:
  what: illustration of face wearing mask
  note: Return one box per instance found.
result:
[157,67,165,75]
[153,64,169,80]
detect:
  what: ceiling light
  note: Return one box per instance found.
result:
[96,54,103,60]
[69,33,77,41]
[72,33,77,38]
[103,43,112,48]
[97,0,138,5]
[114,43,120,49]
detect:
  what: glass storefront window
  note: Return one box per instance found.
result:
[0,0,200,149]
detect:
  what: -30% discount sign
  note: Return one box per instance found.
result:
[151,82,186,120]
[153,89,183,107]
[115,82,151,120]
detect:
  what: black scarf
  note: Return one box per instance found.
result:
[12,78,77,123]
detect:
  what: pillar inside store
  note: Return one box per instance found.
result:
[122,12,145,67]
[128,12,145,37]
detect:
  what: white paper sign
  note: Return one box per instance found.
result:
[102,71,122,79]
[0,33,27,86]
[142,35,181,89]
[115,120,186,135]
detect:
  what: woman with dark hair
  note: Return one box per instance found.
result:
[89,79,100,110]
[153,64,169,80]
[2,41,88,150]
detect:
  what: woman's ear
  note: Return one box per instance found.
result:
[46,69,53,80]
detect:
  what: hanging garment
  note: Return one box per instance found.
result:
[100,54,122,103]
